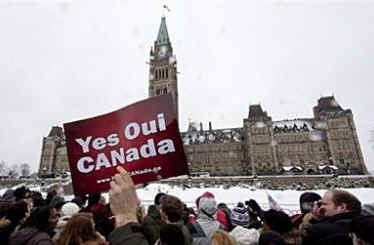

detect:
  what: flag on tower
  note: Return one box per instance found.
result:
[163,5,171,12]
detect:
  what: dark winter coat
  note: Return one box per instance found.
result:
[142,205,164,244]
[302,212,359,245]
[8,227,53,245]
[169,221,193,245]
[0,221,20,245]
[108,222,148,245]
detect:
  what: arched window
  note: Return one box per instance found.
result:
[163,88,168,94]
[166,69,168,79]
[155,70,158,80]
[162,69,165,79]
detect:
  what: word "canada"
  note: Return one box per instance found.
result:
[74,113,176,174]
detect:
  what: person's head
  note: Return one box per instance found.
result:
[55,185,65,197]
[6,200,28,225]
[154,192,166,206]
[30,191,45,208]
[231,202,249,228]
[211,230,237,245]
[55,212,101,245]
[263,209,292,234]
[46,190,57,205]
[71,195,87,208]
[321,190,361,217]
[88,193,102,207]
[2,189,14,200]
[98,195,106,205]
[218,203,228,210]
[259,231,286,245]
[13,186,30,201]
[159,224,185,245]
[197,192,217,218]
[54,199,66,216]
[195,192,215,210]
[22,205,58,232]
[160,195,184,223]
[299,192,322,214]
[350,215,374,245]
[61,202,80,217]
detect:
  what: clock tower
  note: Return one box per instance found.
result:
[148,16,179,121]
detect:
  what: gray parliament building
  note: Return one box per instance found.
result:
[38,17,368,177]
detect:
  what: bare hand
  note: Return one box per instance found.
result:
[109,166,140,227]
[0,217,11,228]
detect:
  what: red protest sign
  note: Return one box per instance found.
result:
[63,94,189,196]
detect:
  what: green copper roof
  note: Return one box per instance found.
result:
[156,17,170,45]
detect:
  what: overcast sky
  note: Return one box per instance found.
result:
[0,0,373,172]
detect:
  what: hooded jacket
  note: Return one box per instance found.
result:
[196,203,221,237]
[9,227,53,245]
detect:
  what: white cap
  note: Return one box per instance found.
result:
[61,202,80,217]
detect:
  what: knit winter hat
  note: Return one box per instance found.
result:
[231,226,260,245]
[263,209,292,234]
[231,202,250,228]
[198,196,217,216]
[61,202,80,217]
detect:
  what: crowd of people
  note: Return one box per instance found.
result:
[0,166,373,245]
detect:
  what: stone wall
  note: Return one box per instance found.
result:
[161,175,374,190]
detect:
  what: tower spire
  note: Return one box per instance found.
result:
[156,16,170,46]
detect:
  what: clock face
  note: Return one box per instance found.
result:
[159,45,168,57]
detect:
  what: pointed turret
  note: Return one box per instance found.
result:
[156,16,170,46]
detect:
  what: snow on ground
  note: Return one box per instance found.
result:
[133,184,373,214]
[2,183,373,214]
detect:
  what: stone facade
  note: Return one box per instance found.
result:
[39,126,68,175]
[38,17,368,177]
[182,98,367,176]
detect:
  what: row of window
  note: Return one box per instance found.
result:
[154,67,169,80]
[333,141,353,151]
[156,87,168,95]
[186,144,242,153]
[188,152,241,162]
[274,134,309,143]
[328,118,348,128]
[277,144,327,153]
[329,130,352,139]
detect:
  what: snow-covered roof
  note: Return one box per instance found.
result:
[273,119,314,133]
[282,166,303,172]
[318,165,339,170]
[181,127,243,145]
